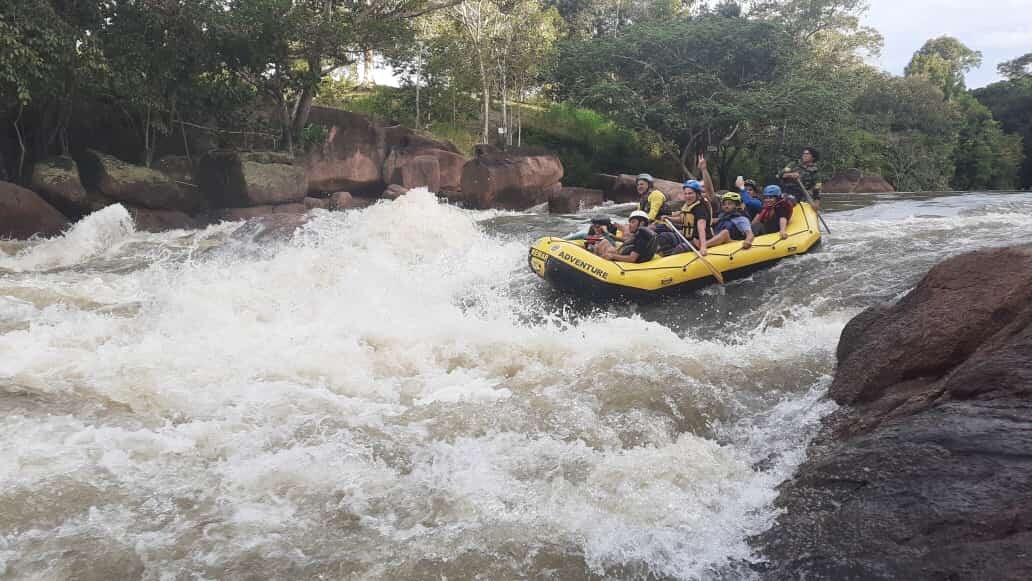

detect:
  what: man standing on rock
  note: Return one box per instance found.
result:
[780,147,823,210]
[635,173,668,223]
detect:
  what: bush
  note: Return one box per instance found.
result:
[520,103,673,186]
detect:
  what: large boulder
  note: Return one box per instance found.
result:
[76,150,200,212]
[456,150,564,210]
[597,173,683,203]
[822,168,896,194]
[30,156,91,218]
[383,147,467,193]
[385,125,462,155]
[756,245,1032,580]
[0,181,69,239]
[301,106,387,195]
[549,187,604,214]
[197,150,308,208]
[128,207,198,232]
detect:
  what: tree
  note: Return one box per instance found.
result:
[554,15,832,182]
[998,52,1032,80]
[1,0,104,175]
[975,77,1032,187]
[904,36,982,101]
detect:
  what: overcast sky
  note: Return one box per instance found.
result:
[862,0,1032,88]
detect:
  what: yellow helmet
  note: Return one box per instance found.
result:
[721,192,742,204]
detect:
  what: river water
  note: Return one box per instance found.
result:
[1,190,1031,580]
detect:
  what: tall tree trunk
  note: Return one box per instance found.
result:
[478,55,490,144]
[362,49,375,88]
[279,97,294,153]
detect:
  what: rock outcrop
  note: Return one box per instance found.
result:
[756,245,1032,580]
[210,203,307,221]
[549,187,604,214]
[822,168,896,194]
[456,150,564,210]
[597,173,683,203]
[197,150,308,209]
[383,147,466,193]
[76,150,200,212]
[30,156,92,219]
[302,106,387,195]
[0,181,69,239]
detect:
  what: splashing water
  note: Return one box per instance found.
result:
[1,189,1031,579]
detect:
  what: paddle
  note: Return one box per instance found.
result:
[795,177,832,234]
[664,218,724,285]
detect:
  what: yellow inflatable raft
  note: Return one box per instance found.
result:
[528,202,822,298]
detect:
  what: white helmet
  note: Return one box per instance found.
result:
[629,210,650,223]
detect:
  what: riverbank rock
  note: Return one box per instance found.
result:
[383,147,466,193]
[210,203,307,222]
[385,125,462,155]
[822,168,896,194]
[128,207,198,232]
[596,173,683,203]
[302,106,386,195]
[76,150,199,212]
[197,150,308,209]
[30,156,90,218]
[756,244,1032,580]
[456,150,564,210]
[549,187,604,214]
[0,181,69,239]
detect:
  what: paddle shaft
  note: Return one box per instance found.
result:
[794,177,831,233]
[664,218,725,285]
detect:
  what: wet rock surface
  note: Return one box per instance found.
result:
[756,245,1032,580]
[0,181,69,239]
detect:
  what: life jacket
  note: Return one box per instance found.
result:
[638,189,668,219]
[714,210,749,240]
[681,199,713,241]
[756,198,793,226]
[619,227,658,262]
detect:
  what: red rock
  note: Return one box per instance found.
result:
[301,106,386,195]
[757,245,1032,581]
[822,168,895,194]
[385,125,462,155]
[383,147,466,192]
[0,181,69,239]
[383,184,409,199]
[549,187,604,214]
[328,191,354,210]
[599,173,684,203]
[456,151,564,210]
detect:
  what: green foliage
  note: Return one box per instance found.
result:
[298,124,329,151]
[998,52,1032,80]
[520,103,671,184]
[974,78,1032,187]
[904,36,982,101]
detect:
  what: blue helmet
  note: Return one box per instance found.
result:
[683,180,703,193]
[763,185,782,198]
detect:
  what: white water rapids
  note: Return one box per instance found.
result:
[2,189,1031,579]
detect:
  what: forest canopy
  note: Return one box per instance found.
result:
[1,0,1027,190]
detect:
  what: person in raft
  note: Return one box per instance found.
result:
[709,192,755,249]
[635,173,668,223]
[664,179,713,255]
[735,176,763,218]
[567,216,626,255]
[779,147,823,209]
[751,185,793,239]
[593,210,657,263]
